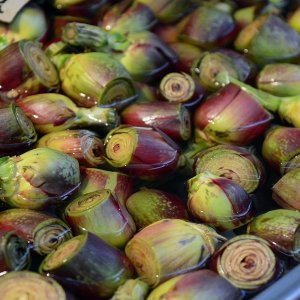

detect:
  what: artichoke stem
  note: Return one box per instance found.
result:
[62,22,108,51]
[62,22,129,52]
[75,106,119,133]
[160,72,195,103]
[217,74,281,113]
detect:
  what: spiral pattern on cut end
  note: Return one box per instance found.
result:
[160,72,195,103]
[34,220,73,255]
[216,235,277,290]
[5,233,31,271]
[0,271,66,300]
[22,41,59,88]
[105,127,137,168]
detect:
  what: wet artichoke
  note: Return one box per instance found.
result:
[121,101,191,142]
[0,271,67,299]
[193,83,273,145]
[78,167,134,206]
[125,219,225,287]
[36,129,105,167]
[192,49,256,92]
[234,15,300,65]
[0,104,37,156]
[65,190,136,248]
[100,0,157,34]
[0,148,80,210]
[210,234,283,291]
[257,63,300,97]
[0,208,73,255]
[194,144,265,193]
[217,75,300,129]
[125,187,188,229]
[104,125,181,181]
[114,31,178,82]
[262,126,300,174]
[58,52,137,109]
[61,23,178,83]
[39,232,135,299]
[0,40,59,104]
[17,93,119,134]
[187,172,256,231]
[159,72,205,109]
[147,269,241,300]
[247,209,300,261]
[272,168,300,211]
[179,3,237,49]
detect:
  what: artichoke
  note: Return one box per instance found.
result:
[0,148,80,210]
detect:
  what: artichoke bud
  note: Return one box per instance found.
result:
[125,187,189,229]
[101,1,157,35]
[125,218,226,287]
[17,93,119,134]
[194,144,265,193]
[179,4,237,49]
[0,148,81,210]
[234,15,300,65]
[121,101,191,142]
[262,126,300,174]
[0,40,59,104]
[192,49,256,92]
[272,168,300,211]
[187,172,256,231]
[36,129,105,167]
[247,209,300,261]
[78,167,134,207]
[217,75,300,128]
[59,52,137,109]
[115,31,178,82]
[0,104,37,156]
[193,83,273,145]
[64,190,136,248]
[257,63,300,96]
[147,269,241,300]
[0,208,73,255]
[39,233,135,299]
[104,126,180,181]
